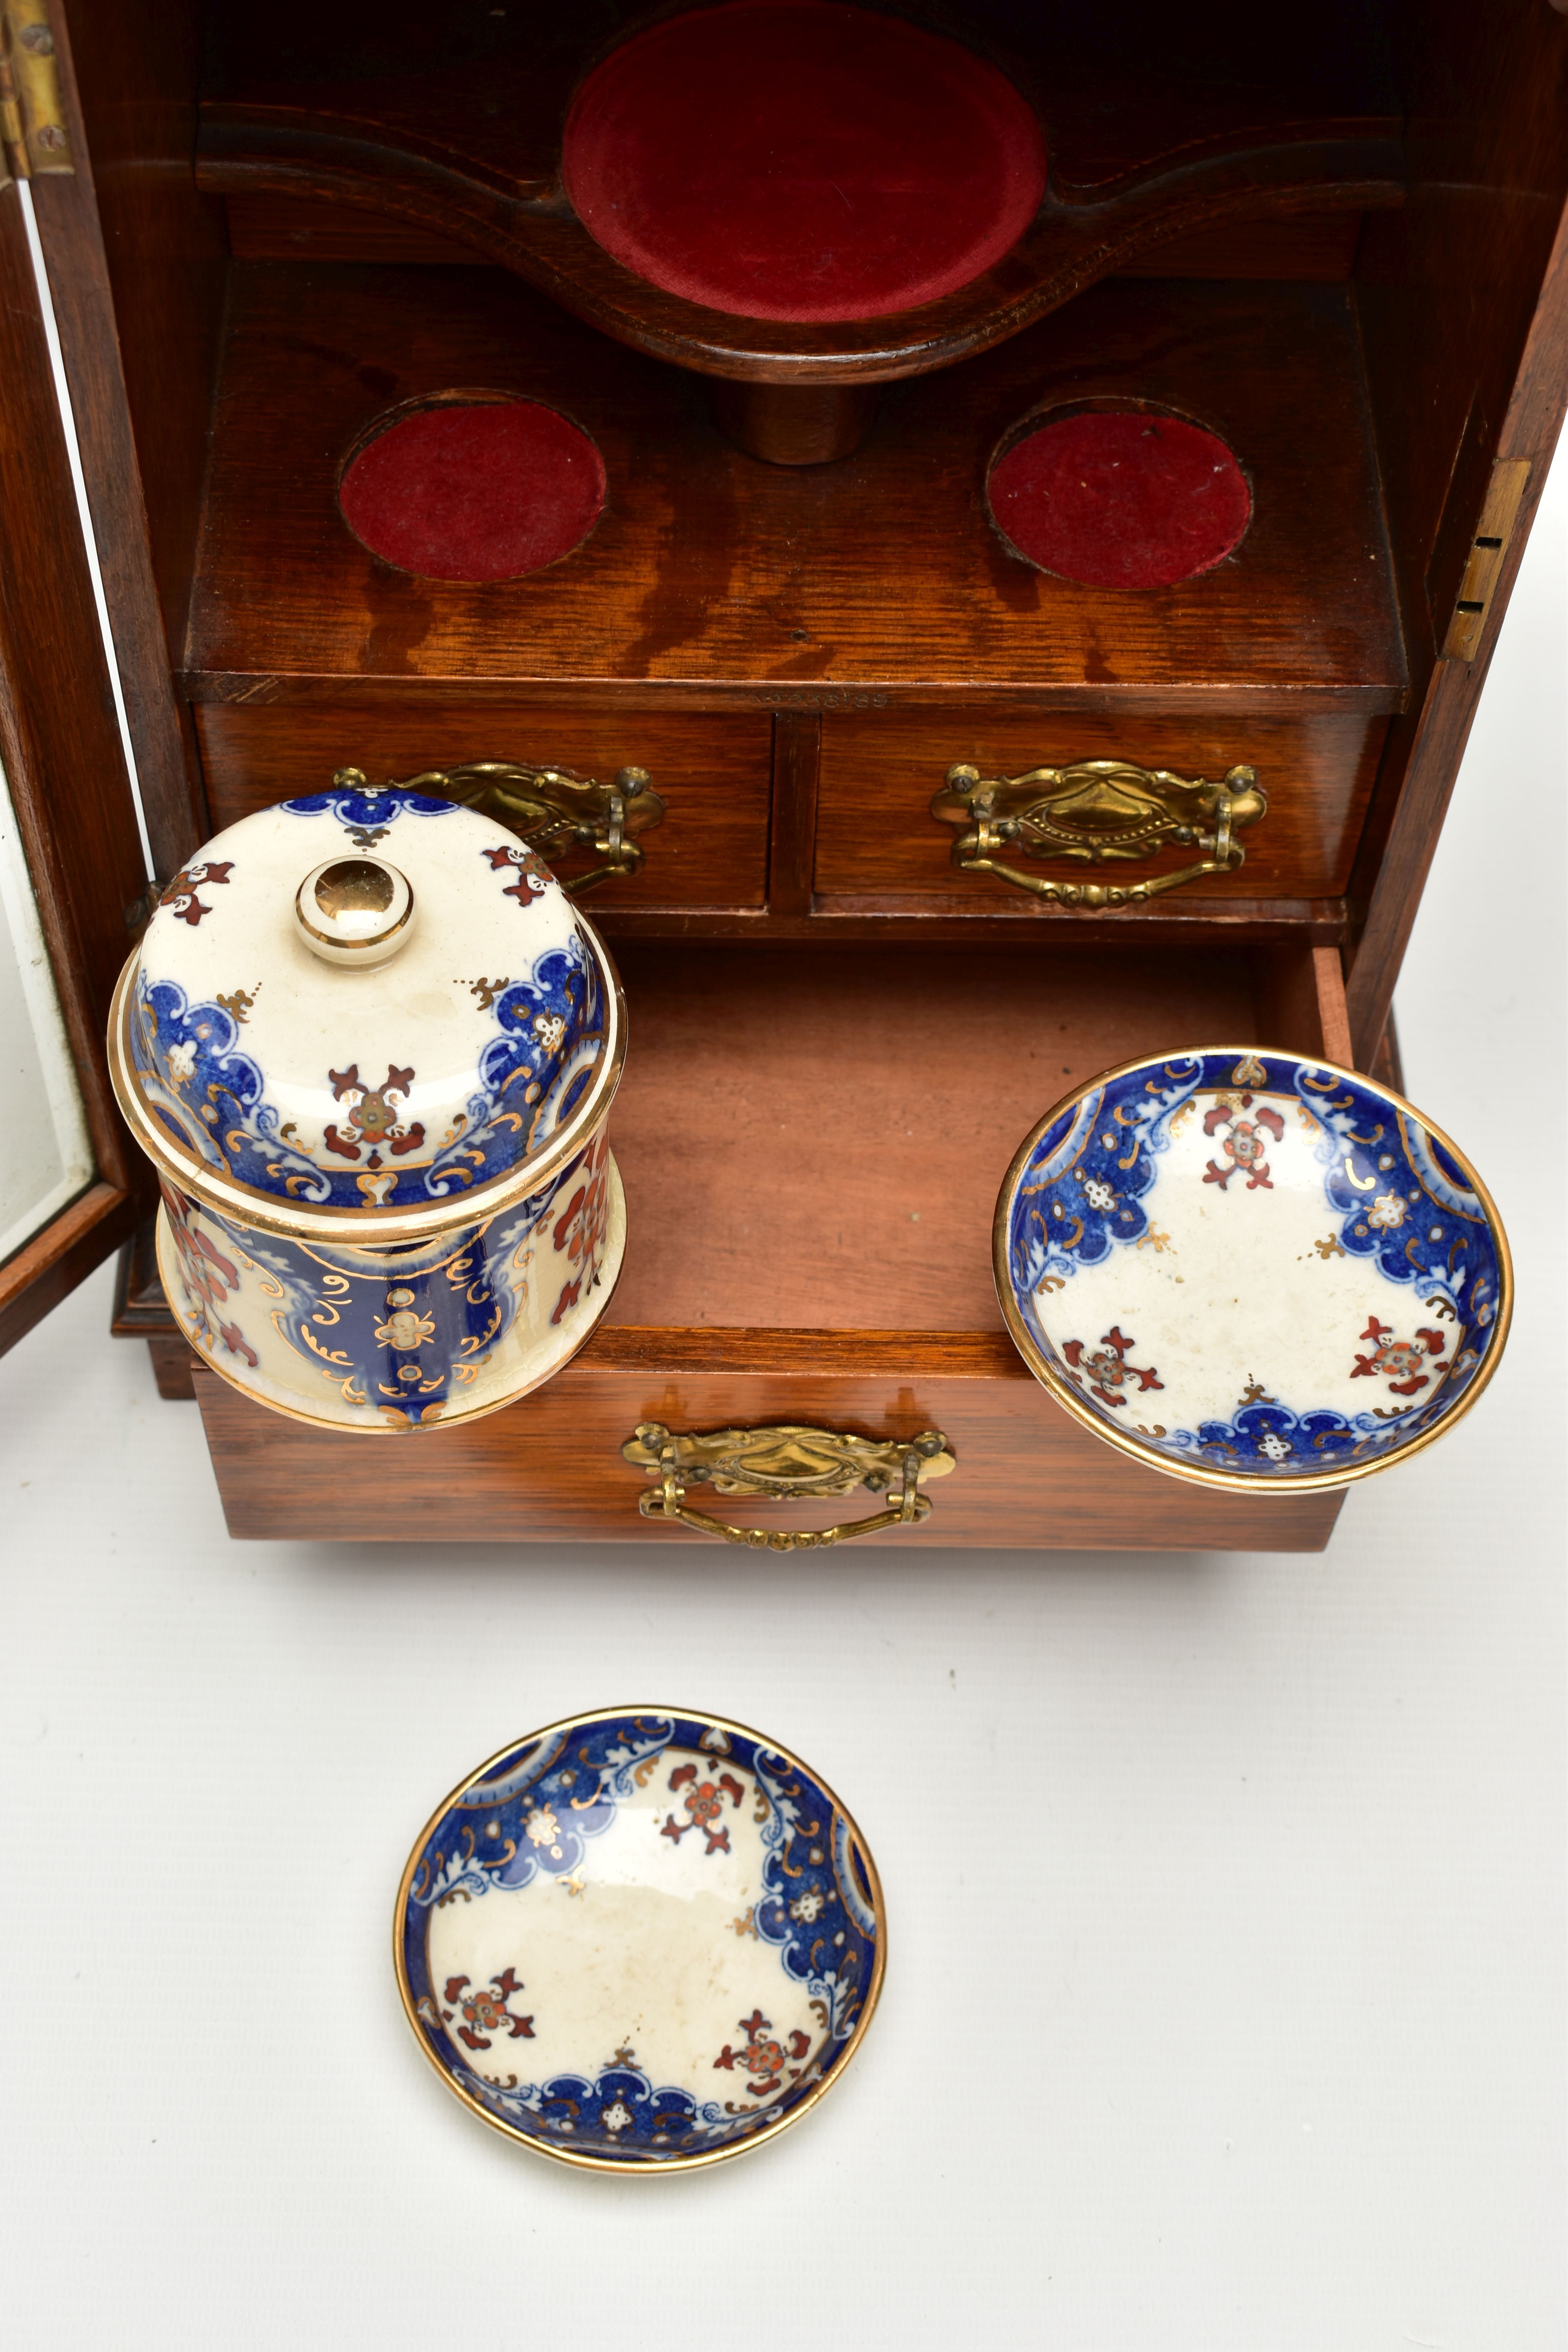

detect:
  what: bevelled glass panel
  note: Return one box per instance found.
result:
[0,750,94,1263]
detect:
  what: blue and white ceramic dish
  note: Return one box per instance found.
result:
[108,780,626,1432]
[995,1050,1511,1492]
[395,1710,885,2172]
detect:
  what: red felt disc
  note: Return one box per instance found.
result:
[562,0,1046,323]
[338,401,606,581]
[987,409,1251,590]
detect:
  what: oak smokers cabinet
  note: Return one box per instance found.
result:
[1,0,1562,1548]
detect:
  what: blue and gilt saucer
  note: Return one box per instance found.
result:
[995,1050,1511,1493]
[394,1710,884,2171]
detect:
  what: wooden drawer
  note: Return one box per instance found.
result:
[194,1338,1340,1551]
[172,935,1352,1552]
[814,709,1388,905]
[194,702,773,908]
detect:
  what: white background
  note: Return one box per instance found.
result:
[1,467,1562,2347]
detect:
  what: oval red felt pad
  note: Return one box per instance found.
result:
[562,0,1046,324]
[988,410,1252,590]
[338,401,606,581]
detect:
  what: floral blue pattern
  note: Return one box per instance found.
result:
[412,1719,669,1900]
[399,1713,882,2165]
[281,777,457,846]
[131,942,601,1212]
[161,1129,609,1426]
[451,2054,720,2151]
[1001,1052,1507,1481]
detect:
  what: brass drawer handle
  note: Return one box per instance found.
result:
[335,759,666,894]
[622,1420,955,1550]
[931,757,1267,907]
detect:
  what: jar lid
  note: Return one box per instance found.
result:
[109,780,625,1242]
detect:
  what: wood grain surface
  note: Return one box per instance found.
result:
[0,1184,142,1363]
[193,1361,1344,1552]
[48,0,227,875]
[219,199,1369,288]
[816,707,1388,903]
[1116,211,1364,281]
[183,269,1405,709]
[1343,0,1568,1058]
[1256,944,1353,1072]
[195,701,773,907]
[585,901,1348,947]
[598,939,1336,1332]
[767,710,820,916]
[224,193,487,267]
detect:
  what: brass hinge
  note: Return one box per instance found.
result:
[1442,458,1530,661]
[0,2,72,181]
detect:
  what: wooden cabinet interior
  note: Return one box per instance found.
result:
[47,0,1568,1015]
[11,0,1566,1545]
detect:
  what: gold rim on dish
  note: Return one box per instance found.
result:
[392,1709,887,2173]
[992,1047,1514,1496]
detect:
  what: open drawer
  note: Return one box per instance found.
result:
[179,936,1354,1550]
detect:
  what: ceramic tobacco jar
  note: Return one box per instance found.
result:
[109,779,626,1432]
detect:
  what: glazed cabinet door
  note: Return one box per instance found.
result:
[0,115,156,1356]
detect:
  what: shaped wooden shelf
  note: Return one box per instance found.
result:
[186,268,1403,708]
[196,0,1403,387]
